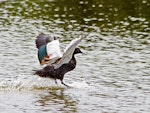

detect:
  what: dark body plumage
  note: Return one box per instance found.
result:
[34,48,82,86]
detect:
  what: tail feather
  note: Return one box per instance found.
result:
[33,66,55,78]
[34,69,46,77]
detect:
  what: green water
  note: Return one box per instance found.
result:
[0,0,150,113]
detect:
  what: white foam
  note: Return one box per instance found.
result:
[0,74,61,90]
[69,81,90,89]
[0,73,91,91]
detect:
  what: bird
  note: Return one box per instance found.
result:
[34,33,85,87]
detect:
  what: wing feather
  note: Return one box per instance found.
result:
[35,33,54,49]
[46,40,62,60]
[38,45,47,65]
[35,33,60,65]
[53,36,84,69]
[44,40,62,66]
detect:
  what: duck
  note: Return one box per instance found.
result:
[34,33,85,87]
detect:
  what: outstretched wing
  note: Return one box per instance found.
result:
[44,40,62,66]
[35,33,54,49]
[38,45,47,65]
[35,33,62,65]
[53,36,84,69]
[46,40,62,60]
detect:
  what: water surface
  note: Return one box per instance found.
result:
[0,0,150,113]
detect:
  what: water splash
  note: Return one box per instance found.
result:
[0,73,91,91]
[69,81,90,89]
[0,74,66,91]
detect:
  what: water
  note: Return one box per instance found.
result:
[0,0,150,112]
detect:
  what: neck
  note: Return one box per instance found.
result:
[72,53,76,60]
[71,54,76,66]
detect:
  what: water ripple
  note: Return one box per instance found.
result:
[0,0,150,112]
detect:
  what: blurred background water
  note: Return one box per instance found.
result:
[0,0,150,113]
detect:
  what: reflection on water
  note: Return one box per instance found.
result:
[0,0,150,113]
[35,89,77,112]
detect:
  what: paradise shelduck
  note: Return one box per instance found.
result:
[34,33,85,87]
